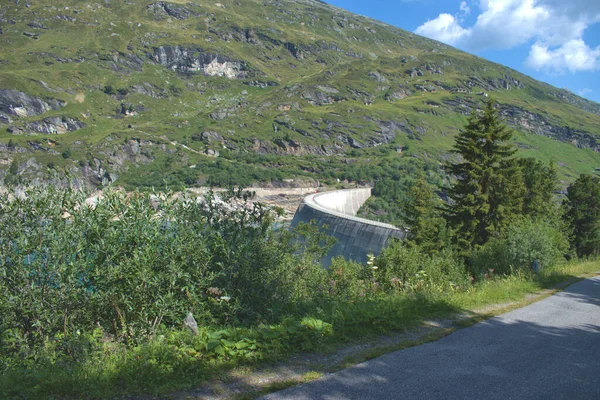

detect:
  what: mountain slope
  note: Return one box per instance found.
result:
[0,0,599,189]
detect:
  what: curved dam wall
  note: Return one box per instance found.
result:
[290,188,406,267]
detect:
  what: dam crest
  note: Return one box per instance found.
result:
[290,188,406,266]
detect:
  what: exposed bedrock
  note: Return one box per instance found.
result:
[8,117,86,135]
[0,89,65,118]
[148,2,199,20]
[151,46,259,79]
[290,188,406,267]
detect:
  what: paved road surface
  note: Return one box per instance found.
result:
[263,275,600,400]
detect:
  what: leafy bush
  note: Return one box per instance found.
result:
[469,217,569,275]
[375,240,469,293]
[0,186,309,353]
[103,85,115,95]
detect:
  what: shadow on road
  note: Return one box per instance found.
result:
[260,276,600,399]
[557,276,600,306]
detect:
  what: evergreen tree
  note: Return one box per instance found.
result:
[563,174,600,257]
[444,100,523,248]
[403,177,449,253]
[9,160,18,175]
[518,158,558,218]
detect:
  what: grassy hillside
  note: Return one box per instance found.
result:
[0,0,599,190]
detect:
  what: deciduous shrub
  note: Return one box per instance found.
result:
[469,217,569,275]
[0,186,317,354]
[374,240,469,293]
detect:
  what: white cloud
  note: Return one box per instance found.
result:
[415,13,469,45]
[526,40,600,73]
[459,1,471,15]
[467,0,550,50]
[578,88,592,97]
[414,0,600,73]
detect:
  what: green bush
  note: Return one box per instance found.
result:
[103,85,115,95]
[326,257,371,301]
[0,187,310,351]
[469,217,569,275]
[375,240,469,293]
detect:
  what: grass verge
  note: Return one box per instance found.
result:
[1,260,598,399]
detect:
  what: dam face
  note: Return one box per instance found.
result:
[290,188,406,266]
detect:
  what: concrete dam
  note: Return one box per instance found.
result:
[290,188,406,266]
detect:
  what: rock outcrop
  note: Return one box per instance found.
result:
[151,46,258,79]
[499,105,599,151]
[148,2,199,20]
[8,117,86,135]
[0,89,65,118]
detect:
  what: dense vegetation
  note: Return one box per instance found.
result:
[1,102,599,398]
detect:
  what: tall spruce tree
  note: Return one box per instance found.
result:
[403,177,449,253]
[444,100,523,248]
[518,158,558,218]
[563,174,600,257]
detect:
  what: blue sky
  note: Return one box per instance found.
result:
[325,0,600,103]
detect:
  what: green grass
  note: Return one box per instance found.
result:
[2,259,598,399]
[449,259,599,311]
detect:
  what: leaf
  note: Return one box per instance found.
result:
[206,339,220,351]
[214,345,225,356]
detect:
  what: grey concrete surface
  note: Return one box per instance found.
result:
[311,189,373,217]
[263,275,600,400]
[290,189,405,266]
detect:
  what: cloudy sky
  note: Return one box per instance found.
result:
[325,0,600,103]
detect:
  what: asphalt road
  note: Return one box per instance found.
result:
[263,275,600,400]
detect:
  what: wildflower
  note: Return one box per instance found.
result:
[207,287,223,296]
[219,296,231,302]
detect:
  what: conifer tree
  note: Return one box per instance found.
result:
[444,100,523,248]
[563,174,600,257]
[403,177,449,253]
[518,158,558,218]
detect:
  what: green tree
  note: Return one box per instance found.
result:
[444,100,523,248]
[403,177,449,253]
[563,174,600,257]
[9,160,18,175]
[518,158,558,218]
